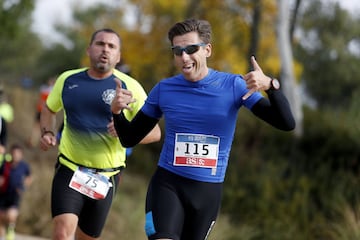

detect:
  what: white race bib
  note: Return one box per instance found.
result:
[174,133,219,173]
[69,167,112,200]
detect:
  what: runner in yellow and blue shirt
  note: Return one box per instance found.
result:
[47,68,145,172]
[39,28,161,240]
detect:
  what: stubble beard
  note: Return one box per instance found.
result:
[95,62,112,73]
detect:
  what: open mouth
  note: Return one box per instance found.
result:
[182,63,194,72]
[100,55,108,63]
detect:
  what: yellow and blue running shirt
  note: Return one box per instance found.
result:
[46,68,147,172]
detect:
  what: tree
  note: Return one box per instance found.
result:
[276,0,303,136]
[247,0,262,70]
[295,0,360,109]
[0,0,42,84]
[0,0,34,39]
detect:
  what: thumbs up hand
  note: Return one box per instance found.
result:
[111,78,136,114]
[242,56,272,100]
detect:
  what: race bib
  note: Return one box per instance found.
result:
[174,133,219,173]
[69,167,112,200]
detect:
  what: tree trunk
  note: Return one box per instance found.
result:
[276,0,303,136]
[248,0,262,71]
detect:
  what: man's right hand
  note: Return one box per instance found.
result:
[39,132,56,151]
[111,78,136,114]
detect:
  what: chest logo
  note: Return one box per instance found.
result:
[102,89,116,105]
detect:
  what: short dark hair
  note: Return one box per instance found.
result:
[89,28,121,46]
[10,143,23,152]
[168,19,212,45]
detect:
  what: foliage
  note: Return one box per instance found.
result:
[294,0,360,109]
[46,0,288,91]
[221,106,360,239]
[32,43,83,84]
[0,0,43,84]
[0,0,34,39]
[0,30,42,85]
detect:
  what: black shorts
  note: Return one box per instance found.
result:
[51,163,121,238]
[145,167,223,240]
[0,192,21,209]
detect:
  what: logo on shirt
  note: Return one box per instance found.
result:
[68,84,79,89]
[102,89,116,105]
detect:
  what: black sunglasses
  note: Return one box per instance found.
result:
[171,43,207,56]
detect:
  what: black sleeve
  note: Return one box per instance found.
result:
[113,110,159,148]
[251,89,296,131]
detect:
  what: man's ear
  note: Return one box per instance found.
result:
[205,44,212,58]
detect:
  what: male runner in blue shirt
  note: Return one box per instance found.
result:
[112,19,295,240]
